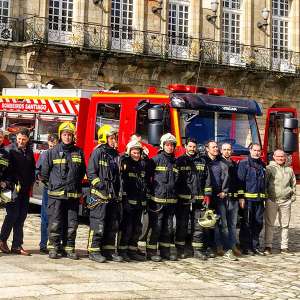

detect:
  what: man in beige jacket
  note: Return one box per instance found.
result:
[264,149,296,254]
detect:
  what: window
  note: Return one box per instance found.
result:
[0,0,10,21]
[136,105,171,143]
[111,0,133,50]
[49,0,73,32]
[179,109,260,154]
[36,115,75,151]
[272,0,289,61]
[222,0,241,55]
[95,104,121,140]
[168,2,189,47]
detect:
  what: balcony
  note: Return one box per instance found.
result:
[1,16,298,75]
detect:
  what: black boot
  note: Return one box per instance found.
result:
[128,251,145,261]
[176,247,186,259]
[103,251,123,262]
[65,250,79,260]
[49,249,59,259]
[146,250,162,262]
[193,249,207,261]
[119,251,131,262]
[89,252,106,263]
[160,248,177,261]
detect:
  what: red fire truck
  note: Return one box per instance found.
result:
[0,85,299,208]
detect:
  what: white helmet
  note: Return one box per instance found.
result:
[126,140,143,155]
[160,133,176,149]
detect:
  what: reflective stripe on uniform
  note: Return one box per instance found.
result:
[88,247,101,252]
[102,245,115,250]
[48,190,64,196]
[173,167,178,173]
[91,188,110,200]
[99,160,108,167]
[88,230,94,250]
[245,193,266,199]
[159,242,170,248]
[128,245,138,251]
[91,177,100,186]
[155,166,168,171]
[192,242,203,248]
[146,244,157,250]
[178,194,191,200]
[196,165,205,171]
[72,157,82,163]
[194,195,204,200]
[64,246,74,251]
[175,241,185,246]
[237,190,244,195]
[204,187,212,192]
[53,158,66,164]
[128,172,137,178]
[151,196,177,204]
[67,192,81,198]
[0,159,8,167]
[179,166,191,171]
[118,245,128,250]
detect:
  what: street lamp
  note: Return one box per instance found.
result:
[257,8,270,30]
[206,0,219,23]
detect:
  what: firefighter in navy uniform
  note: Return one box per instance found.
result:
[41,122,86,260]
[146,133,179,262]
[118,140,148,262]
[87,125,123,263]
[176,138,212,260]
[238,143,266,255]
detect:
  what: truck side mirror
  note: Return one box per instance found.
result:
[148,106,163,146]
[283,117,298,153]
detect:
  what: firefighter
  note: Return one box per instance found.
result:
[0,128,35,256]
[216,143,242,260]
[146,133,178,262]
[204,140,230,258]
[118,140,148,262]
[175,138,212,260]
[87,124,123,263]
[41,122,86,260]
[238,143,266,255]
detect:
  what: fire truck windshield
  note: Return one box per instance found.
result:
[179,109,260,155]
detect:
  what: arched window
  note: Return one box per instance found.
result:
[111,0,134,51]
[272,0,290,71]
[222,0,242,66]
[168,0,189,58]
[48,0,73,43]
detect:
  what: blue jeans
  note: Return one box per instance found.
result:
[215,198,238,250]
[40,187,48,249]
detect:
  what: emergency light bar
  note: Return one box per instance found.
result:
[167,84,225,96]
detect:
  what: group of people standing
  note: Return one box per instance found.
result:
[0,122,296,263]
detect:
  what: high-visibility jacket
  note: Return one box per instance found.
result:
[0,144,10,187]
[149,151,178,204]
[87,144,120,201]
[41,142,86,199]
[237,156,266,200]
[176,153,211,202]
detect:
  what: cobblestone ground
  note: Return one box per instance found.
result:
[0,190,300,299]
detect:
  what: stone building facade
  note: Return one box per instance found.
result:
[0,0,300,121]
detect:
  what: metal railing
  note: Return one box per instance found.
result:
[3,16,298,75]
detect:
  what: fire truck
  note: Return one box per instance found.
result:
[0,85,299,209]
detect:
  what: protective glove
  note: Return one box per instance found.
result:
[203,195,211,206]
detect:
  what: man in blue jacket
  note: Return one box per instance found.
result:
[238,143,266,255]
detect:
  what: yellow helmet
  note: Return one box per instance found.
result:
[97,124,118,144]
[58,121,75,137]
